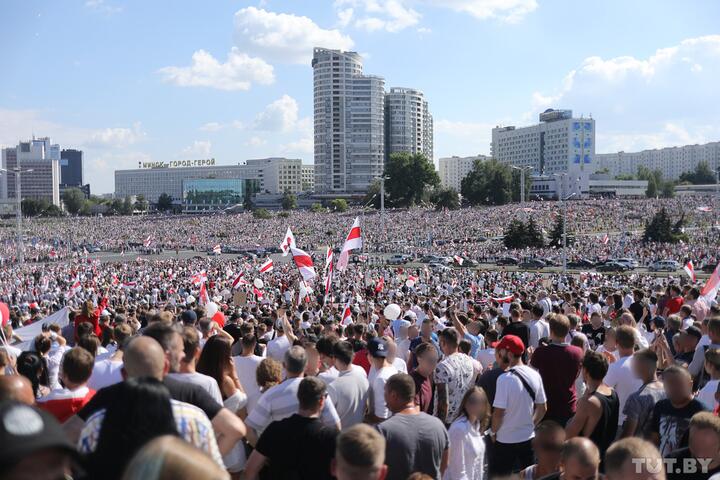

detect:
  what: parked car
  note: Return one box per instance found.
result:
[567,258,596,269]
[649,260,680,272]
[387,254,411,264]
[608,258,639,269]
[519,258,547,270]
[496,256,519,266]
[420,255,444,264]
[429,263,450,272]
[596,261,631,272]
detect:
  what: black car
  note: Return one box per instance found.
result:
[568,258,596,269]
[496,256,519,266]
[702,263,718,273]
[519,259,547,269]
[596,261,630,272]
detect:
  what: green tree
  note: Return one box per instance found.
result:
[547,215,574,248]
[310,202,324,213]
[511,169,533,203]
[661,181,675,198]
[44,204,64,217]
[614,174,636,181]
[329,198,348,213]
[524,217,545,248]
[679,161,716,185]
[62,188,86,215]
[645,175,658,198]
[122,196,133,215]
[384,153,440,207]
[503,219,527,249]
[253,208,272,219]
[363,179,382,209]
[461,159,513,206]
[21,198,49,217]
[109,198,123,215]
[643,208,688,243]
[134,194,148,212]
[281,190,297,210]
[156,193,173,212]
[431,187,460,210]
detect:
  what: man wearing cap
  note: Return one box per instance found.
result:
[365,337,399,424]
[489,334,547,477]
[0,401,79,480]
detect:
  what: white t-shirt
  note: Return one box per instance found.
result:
[603,354,643,425]
[167,372,223,405]
[368,365,399,420]
[88,358,124,391]
[266,335,291,362]
[392,357,408,374]
[528,319,550,349]
[697,379,719,411]
[493,365,547,444]
[477,348,495,371]
[233,354,263,414]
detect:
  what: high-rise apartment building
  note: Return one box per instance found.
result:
[312,48,385,194]
[492,109,595,196]
[438,155,489,192]
[385,87,433,160]
[1,137,61,206]
[595,141,720,181]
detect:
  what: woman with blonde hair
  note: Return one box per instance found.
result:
[444,386,491,480]
[122,435,229,480]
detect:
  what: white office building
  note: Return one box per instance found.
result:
[595,141,720,181]
[312,48,385,194]
[385,87,433,161]
[492,109,595,197]
[1,137,61,206]
[243,157,305,194]
[438,155,489,192]
[301,164,314,192]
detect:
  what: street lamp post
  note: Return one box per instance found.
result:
[553,173,577,274]
[511,165,533,204]
[0,167,33,265]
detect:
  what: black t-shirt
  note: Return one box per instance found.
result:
[502,322,529,351]
[666,447,720,480]
[649,398,707,456]
[255,414,337,480]
[77,376,222,421]
[581,324,606,349]
[477,367,505,407]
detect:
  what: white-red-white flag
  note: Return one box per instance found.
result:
[67,279,81,299]
[601,233,609,245]
[375,277,385,293]
[122,281,137,288]
[144,235,153,248]
[212,244,221,255]
[190,271,207,286]
[324,248,334,298]
[232,272,250,289]
[199,282,209,304]
[291,246,316,282]
[111,275,120,286]
[336,217,362,272]
[258,258,274,273]
[341,302,353,325]
[701,262,720,303]
[453,255,464,266]
[697,206,713,213]
[253,286,264,300]
[491,295,514,303]
[280,228,296,256]
[684,261,696,282]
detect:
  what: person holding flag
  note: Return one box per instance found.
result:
[336,217,362,272]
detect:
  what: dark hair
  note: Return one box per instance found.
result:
[616,325,636,350]
[386,373,415,404]
[196,335,233,397]
[77,334,100,359]
[333,340,354,365]
[241,334,257,349]
[179,326,201,361]
[76,321,94,338]
[438,327,459,348]
[316,336,337,357]
[582,350,609,381]
[143,322,181,352]
[297,376,326,410]
[62,347,94,384]
[458,339,472,355]
[16,351,47,397]
[34,335,51,354]
[87,377,178,480]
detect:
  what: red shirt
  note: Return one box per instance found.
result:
[38,386,96,423]
[665,296,684,315]
[530,343,584,420]
[411,370,434,413]
[352,349,371,375]
[74,297,108,339]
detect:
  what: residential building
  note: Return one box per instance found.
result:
[492,109,595,197]
[60,149,83,186]
[438,155,489,192]
[243,157,304,194]
[385,87,433,160]
[595,141,720,181]
[1,137,61,206]
[531,174,648,199]
[312,48,385,194]
[301,164,314,192]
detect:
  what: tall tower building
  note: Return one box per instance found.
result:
[312,48,385,194]
[385,87,433,161]
[1,137,61,206]
[60,149,84,186]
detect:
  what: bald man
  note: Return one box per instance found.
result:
[64,336,246,454]
[0,375,35,405]
[542,437,600,480]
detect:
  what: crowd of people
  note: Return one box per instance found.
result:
[0,198,720,479]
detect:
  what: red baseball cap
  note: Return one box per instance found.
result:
[495,335,525,355]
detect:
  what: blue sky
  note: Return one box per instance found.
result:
[1,0,719,193]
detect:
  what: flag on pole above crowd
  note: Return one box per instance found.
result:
[341,302,353,325]
[143,235,153,248]
[291,246,316,282]
[199,282,209,304]
[280,228,296,256]
[67,279,81,299]
[684,261,696,282]
[700,262,720,303]
[232,272,250,289]
[212,244,221,255]
[191,271,207,286]
[601,233,609,245]
[324,247,334,298]
[259,258,273,273]
[453,255,464,266]
[336,217,362,272]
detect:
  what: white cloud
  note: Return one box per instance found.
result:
[234,7,354,64]
[181,140,212,158]
[335,0,421,33]
[423,0,538,23]
[158,47,274,91]
[253,95,300,132]
[281,137,314,155]
[529,35,720,153]
[244,136,267,147]
[198,121,244,132]
[434,119,495,158]
[86,122,146,147]
[85,0,122,14]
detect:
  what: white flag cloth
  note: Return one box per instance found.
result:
[336,217,362,272]
[291,246,317,282]
[259,258,274,273]
[280,228,296,257]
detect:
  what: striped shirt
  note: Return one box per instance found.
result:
[245,377,341,435]
[78,399,224,468]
